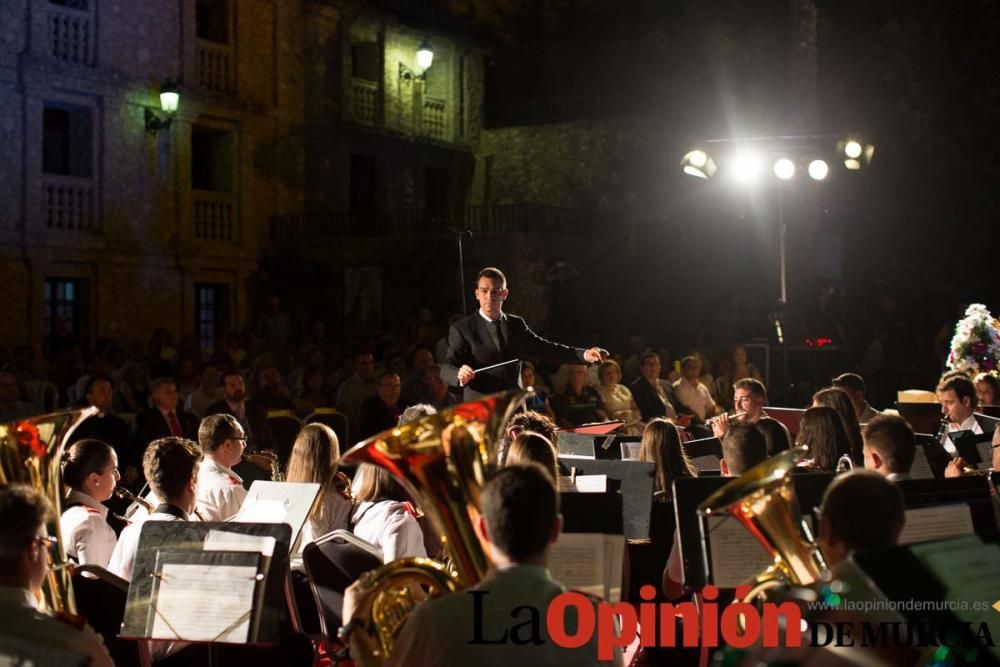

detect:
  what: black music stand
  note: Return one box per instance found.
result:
[896,402,942,436]
[895,477,999,543]
[556,457,654,541]
[121,521,291,646]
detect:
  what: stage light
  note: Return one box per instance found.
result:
[681,149,716,179]
[773,158,796,180]
[731,151,763,183]
[807,159,829,181]
[844,140,862,159]
[844,158,861,171]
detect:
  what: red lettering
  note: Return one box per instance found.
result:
[547,592,595,649]
[721,601,761,649]
[639,585,657,646]
[701,585,718,647]
[659,601,701,647]
[761,601,802,647]
[598,602,638,661]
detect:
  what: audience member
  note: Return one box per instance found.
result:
[672,355,721,422]
[717,344,763,408]
[974,372,1000,408]
[70,376,136,485]
[595,359,642,435]
[0,485,113,667]
[551,364,608,428]
[400,348,435,406]
[133,378,199,452]
[183,363,222,418]
[336,352,377,442]
[629,352,678,422]
[359,372,405,439]
[293,366,333,418]
[520,361,555,418]
[425,365,459,411]
[60,439,119,568]
[205,370,277,454]
[251,366,295,412]
[0,369,35,421]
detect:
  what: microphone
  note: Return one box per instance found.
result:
[447,226,473,237]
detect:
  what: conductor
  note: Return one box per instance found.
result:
[442,267,607,401]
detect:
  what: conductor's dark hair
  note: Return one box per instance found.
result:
[476,267,507,289]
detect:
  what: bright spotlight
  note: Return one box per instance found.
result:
[731,152,763,183]
[844,158,861,171]
[773,158,795,180]
[844,140,863,159]
[807,159,829,181]
[681,150,716,179]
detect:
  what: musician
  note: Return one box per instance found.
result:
[60,439,119,568]
[831,372,881,422]
[286,423,352,554]
[710,378,791,455]
[108,437,202,581]
[813,387,865,465]
[816,469,905,567]
[351,464,426,563]
[0,485,114,667]
[504,431,558,481]
[551,364,609,428]
[862,415,916,481]
[795,406,853,472]
[629,352,678,423]
[499,410,558,465]
[441,267,606,402]
[195,414,250,521]
[342,464,622,666]
[639,418,696,501]
[937,374,982,434]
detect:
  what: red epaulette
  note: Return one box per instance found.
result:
[228,476,241,486]
[83,507,101,515]
[402,501,419,518]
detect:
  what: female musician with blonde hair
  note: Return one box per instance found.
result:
[60,439,119,567]
[286,423,352,551]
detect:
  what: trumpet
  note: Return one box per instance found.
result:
[114,485,208,521]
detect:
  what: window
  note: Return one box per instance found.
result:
[352,42,380,82]
[43,104,92,177]
[196,0,229,43]
[44,278,89,348]
[195,284,230,352]
[191,126,233,192]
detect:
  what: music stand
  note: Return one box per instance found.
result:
[556,457,654,541]
[896,402,942,436]
[895,477,998,544]
[684,436,723,473]
[121,521,291,646]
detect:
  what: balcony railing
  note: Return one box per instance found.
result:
[193,191,235,241]
[351,78,379,125]
[422,98,446,140]
[197,40,234,94]
[43,176,98,233]
[48,5,94,66]
[271,205,591,242]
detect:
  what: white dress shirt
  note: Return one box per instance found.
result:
[107,509,185,582]
[196,457,248,521]
[949,414,983,435]
[351,500,426,563]
[60,489,117,568]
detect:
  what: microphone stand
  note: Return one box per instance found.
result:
[448,227,472,318]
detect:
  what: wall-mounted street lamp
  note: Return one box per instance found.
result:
[400,39,434,81]
[145,81,180,134]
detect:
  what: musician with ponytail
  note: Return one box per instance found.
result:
[60,439,119,568]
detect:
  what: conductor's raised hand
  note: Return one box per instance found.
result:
[583,347,609,364]
[457,365,476,385]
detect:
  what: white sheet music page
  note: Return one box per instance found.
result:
[558,475,608,493]
[549,533,605,598]
[704,517,775,588]
[203,530,277,557]
[898,505,975,545]
[690,455,721,472]
[909,447,934,480]
[150,563,256,642]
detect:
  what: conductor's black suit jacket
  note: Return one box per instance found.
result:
[441,312,587,401]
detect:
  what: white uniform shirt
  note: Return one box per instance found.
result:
[351,500,426,563]
[60,490,117,568]
[107,510,183,582]
[196,457,248,521]
[0,586,113,667]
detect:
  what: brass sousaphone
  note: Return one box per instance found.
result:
[698,446,830,601]
[0,407,98,616]
[339,389,528,664]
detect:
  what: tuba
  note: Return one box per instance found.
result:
[698,446,829,602]
[0,407,98,616]
[339,389,528,664]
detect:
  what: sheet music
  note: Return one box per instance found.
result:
[558,475,608,493]
[910,447,934,480]
[620,442,641,461]
[549,533,624,602]
[233,481,321,547]
[976,441,993,469]
[150,563,257,642]
[204,530,276,557]
[691,455,721,472]
[704,517,775,587]
[897,505,975,545]
[549,533,605,598]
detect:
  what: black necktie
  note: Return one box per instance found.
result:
[493,320,505,353]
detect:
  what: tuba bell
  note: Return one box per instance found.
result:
[0,407,98,616]
[698,446,829,602]
[339,389,529,664]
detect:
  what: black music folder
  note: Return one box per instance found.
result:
[557,457,654,540]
